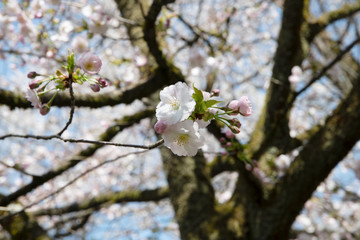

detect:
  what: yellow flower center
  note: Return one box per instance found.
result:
[170,98,180,110]
[85,62,94,70]
[176,134,189,146]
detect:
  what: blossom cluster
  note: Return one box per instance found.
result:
[26,52,107,115]
[154,82,252,156]
[288,65,303,89]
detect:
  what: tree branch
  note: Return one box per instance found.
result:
[0,68,179,110]
[258,72,360,240]
[0,202,51,240]
[0,108,154,207]
[248,0,308,157]
[33,187,169,217]
[161,148,215,239]
[307,1,360,41]
[293,36,360,99]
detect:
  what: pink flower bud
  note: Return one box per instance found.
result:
[245,163,252,171]
[98,78,108,88]
[39,104,50,115]
[229,118,242,128]
[238,96,252,117]
[228,97,253,117]
[210,89,220,97]
[79,52,102,75]
[29,80,41,89]
[228,100,241,115]
[225,129,235,139]
[27,71,38,79]
[90,84,101,92]
[154,120,167,134]
[219,137,226,143]
[225,142,232,147]
[229,125,240,134]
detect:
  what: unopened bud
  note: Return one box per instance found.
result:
[98,78,109,88]
[27,71,38,79]
[227,100,241,115]
[55,70,63,77]
[39,104,50,115]
[229,125,240,134]
[225,129,235,139]
[90,84,100,92]
[238,96,253,117]
[29,80,41,89]
[210,89,220,97]
[154,120,167,134]
[229,118,242,128]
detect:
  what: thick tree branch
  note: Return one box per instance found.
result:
[161,148,215,240]
[0,202,51,240]
[115,0,157,72]
[248,0,308,157]
[142,0,185,87]
[0,72,173,109]
[32,187,169,216]
[257,72,360,240]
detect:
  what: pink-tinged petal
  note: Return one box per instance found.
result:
[238,96,253,117]
[154,120,167,134]
[225,129,235,139]
[25,89,42,109]
[79,52,102,75]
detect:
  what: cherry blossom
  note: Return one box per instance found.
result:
[71,36,90,54]
[162,120,204,156]
[156,82,196,125]
[79,52,102,75]
[25,89,42,109]
[289,65,303,88]
[228,96,253,116]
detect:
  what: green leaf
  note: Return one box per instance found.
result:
[192,84,203,103]
[204,99,222,108]
[67,52,75,74]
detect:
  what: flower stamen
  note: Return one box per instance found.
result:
[176,134,189,146]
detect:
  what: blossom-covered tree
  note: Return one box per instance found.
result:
[0,0,360,239]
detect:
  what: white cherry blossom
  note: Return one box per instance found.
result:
[25,89,41,109]
[162,120,204,156]
[156,82,195,125]
[71,36,90,54]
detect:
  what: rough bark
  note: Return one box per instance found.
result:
[0,203,51,240]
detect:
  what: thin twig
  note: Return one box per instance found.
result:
[57,77,75,136]
[0,161,38,178]
[0,150,149,222]
[294,37,360,99]
[0,133,164,150]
